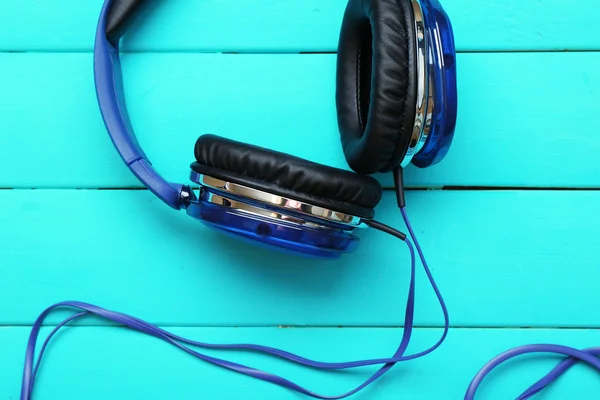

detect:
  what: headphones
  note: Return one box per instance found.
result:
[93,0,457,259]
[17,1,600,399]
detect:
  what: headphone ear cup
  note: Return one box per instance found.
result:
[191,134,383,218]
[336,0,417,174]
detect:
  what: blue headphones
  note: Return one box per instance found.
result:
[18,1,599,399]
[93,0,457,259]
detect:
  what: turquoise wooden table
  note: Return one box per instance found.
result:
[1,1,600,398]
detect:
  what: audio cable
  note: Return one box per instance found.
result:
[19,185,450,399]
[392,167,600,399]
[20,168,600,399]
[466,343,600,399]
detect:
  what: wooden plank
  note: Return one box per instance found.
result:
[1,326,599,399]
[1,189,598,327]
[1,52,599,189]
[0,0,598,52]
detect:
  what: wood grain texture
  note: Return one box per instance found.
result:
[0,0,597,52]
[1,189,598,328]
[1,0,599,398]
[1,52,599,189]
[2,326,600,399]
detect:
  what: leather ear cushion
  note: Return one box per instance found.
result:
[191,134,383,219]
[336,0,417,174]
[105,0,147,45]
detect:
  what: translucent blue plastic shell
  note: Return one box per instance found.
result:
[413,0,458,168]
[185,196,360,259]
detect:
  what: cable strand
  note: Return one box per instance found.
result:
[20,211,449,400]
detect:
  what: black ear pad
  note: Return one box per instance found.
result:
[105,0,148,45]
[191,135,383,219]
[336,0,417,174]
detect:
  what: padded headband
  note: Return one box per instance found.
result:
[94,0,186,210]
[105,0,146,45]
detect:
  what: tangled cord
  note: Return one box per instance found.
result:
[20,207,597,399]
[20,208,449,400]
[466,344,600,399]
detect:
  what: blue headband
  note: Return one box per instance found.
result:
[94,0,188,210]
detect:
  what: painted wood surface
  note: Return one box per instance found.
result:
[0,190,599,328]
[1,0,598,52]
[2,327,600,399]
[0,0,599,399]
[1,52,599,189]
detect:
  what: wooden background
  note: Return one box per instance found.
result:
[1,0,599,398]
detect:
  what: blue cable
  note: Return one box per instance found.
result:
[465,344,600,399]
[23,208,597,399]
[20,208,450,400]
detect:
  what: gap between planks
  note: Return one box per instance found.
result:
[2,187,600,191]
[2,49,600,55]
[2,324,600,330]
